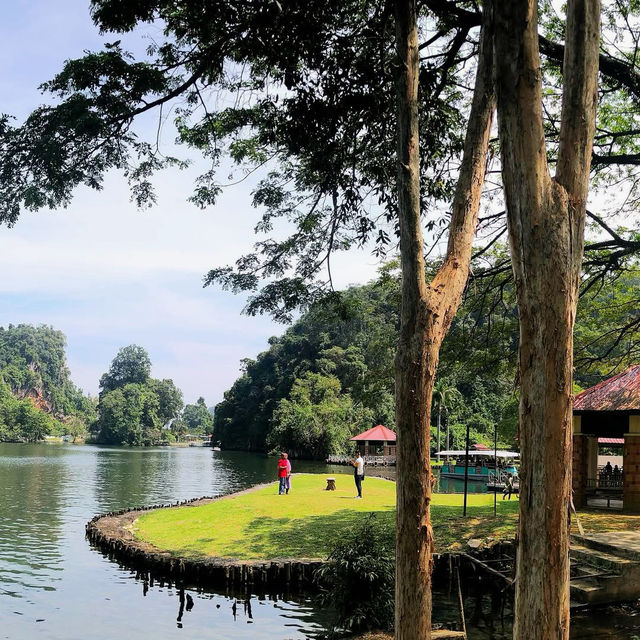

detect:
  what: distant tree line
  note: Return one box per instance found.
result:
[0,328,214,446]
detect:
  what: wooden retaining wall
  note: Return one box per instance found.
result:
[85,493,324,591]
[86,492,516,593]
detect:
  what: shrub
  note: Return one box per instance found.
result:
[315,513,395,635]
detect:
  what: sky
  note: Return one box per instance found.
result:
[0,1,383,404]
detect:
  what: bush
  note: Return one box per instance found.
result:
[315,513,395,635]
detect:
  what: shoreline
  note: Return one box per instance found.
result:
[86,478,515,593]
[85,483,325,590]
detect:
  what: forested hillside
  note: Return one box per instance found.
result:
[214,255,640,458]
[0,324,94,442]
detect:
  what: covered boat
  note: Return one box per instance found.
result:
[436,449,519,481]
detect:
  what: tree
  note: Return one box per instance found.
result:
[94,346,183,445]
[64,415,87,443]
[14,401,53,442]
[148,378,184,425]
[182,397,213,435]
[96,384,145,445]
[392,1,495,636]
[99,345,151,394]
[431,379,462,458]
[170,417,187,442]
[494,1,600,637]
[268,372,372,459]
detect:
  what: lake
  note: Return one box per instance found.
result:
[2,443,640,639]
[0,444,337,640]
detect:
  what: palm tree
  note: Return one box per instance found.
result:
[432,380,462,461]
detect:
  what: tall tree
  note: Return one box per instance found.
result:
[99,344,151,395]
[494,1,600,637]
[432,379,461,457]
[182,396,213,435]
[393,0,495,636]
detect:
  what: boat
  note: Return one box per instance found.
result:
[436,449,519,481]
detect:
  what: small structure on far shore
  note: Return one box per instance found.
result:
[327,425,397,466]
[350,425,397,457]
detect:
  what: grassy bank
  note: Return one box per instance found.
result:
[134,473,519,560]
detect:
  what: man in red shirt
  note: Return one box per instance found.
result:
[277,452,288,495]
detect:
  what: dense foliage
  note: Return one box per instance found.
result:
[214,255,640,457]
[181,397,214,436]
[0,324,94,442]
[92,345,183,445]
[99,344,152,395]
[0,324,93,415]
[268,373,373,459]
[316,513,395,635]
[0,380,66,442]
[213,268,398,454]
[2,1,638,324]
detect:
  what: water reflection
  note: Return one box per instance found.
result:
[0,444,340,639]
[0,444,68,597]
[123,567,330,638]
[3,443,640,639]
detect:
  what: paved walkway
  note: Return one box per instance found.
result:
[578,531,640,557]
[586,497,623,510]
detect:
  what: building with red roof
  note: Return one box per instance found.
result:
[572,365,640,511]
[350,425,396,457]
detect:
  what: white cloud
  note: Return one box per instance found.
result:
[0,0,384,406]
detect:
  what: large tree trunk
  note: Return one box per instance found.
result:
[393,1,495,638]
[494,1,600,638]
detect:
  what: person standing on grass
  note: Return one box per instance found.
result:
[350,450,365,499]
[502,473,513,501]
[277,452,288,495]
[284,452,292,494]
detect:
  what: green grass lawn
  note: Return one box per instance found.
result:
[134,473,519,560]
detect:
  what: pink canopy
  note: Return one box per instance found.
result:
[350,425,397,442]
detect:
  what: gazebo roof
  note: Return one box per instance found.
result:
[574,364,640,412]
[350,425,397,442]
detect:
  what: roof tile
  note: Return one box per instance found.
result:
[574,365,640,411]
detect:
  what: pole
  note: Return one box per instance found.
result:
[463,420,470,516]
[437,407,441,462]
[494,422,498,518]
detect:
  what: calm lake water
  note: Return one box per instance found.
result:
[1,443,639,639]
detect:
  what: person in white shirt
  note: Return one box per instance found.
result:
[350,451,365,498]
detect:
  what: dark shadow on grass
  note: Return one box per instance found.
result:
[243,510,395,559]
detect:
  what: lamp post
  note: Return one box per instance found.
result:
[463,421,471,516]
[494,422,498,518]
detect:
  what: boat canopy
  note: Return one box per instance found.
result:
[435,449,519,458]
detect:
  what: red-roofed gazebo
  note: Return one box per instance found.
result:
[350,425,396,457]
[573,365,640,511]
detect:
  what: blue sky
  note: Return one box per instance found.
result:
[0,1,381,403]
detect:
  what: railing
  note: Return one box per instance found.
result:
[487,469,517,484]
[585,476,624,490]
[326,454,396,466]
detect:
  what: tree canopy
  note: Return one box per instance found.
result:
[93,345,183,445]
[1,1,639,320]
[181,396,214,436]
[99,344,152,394]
